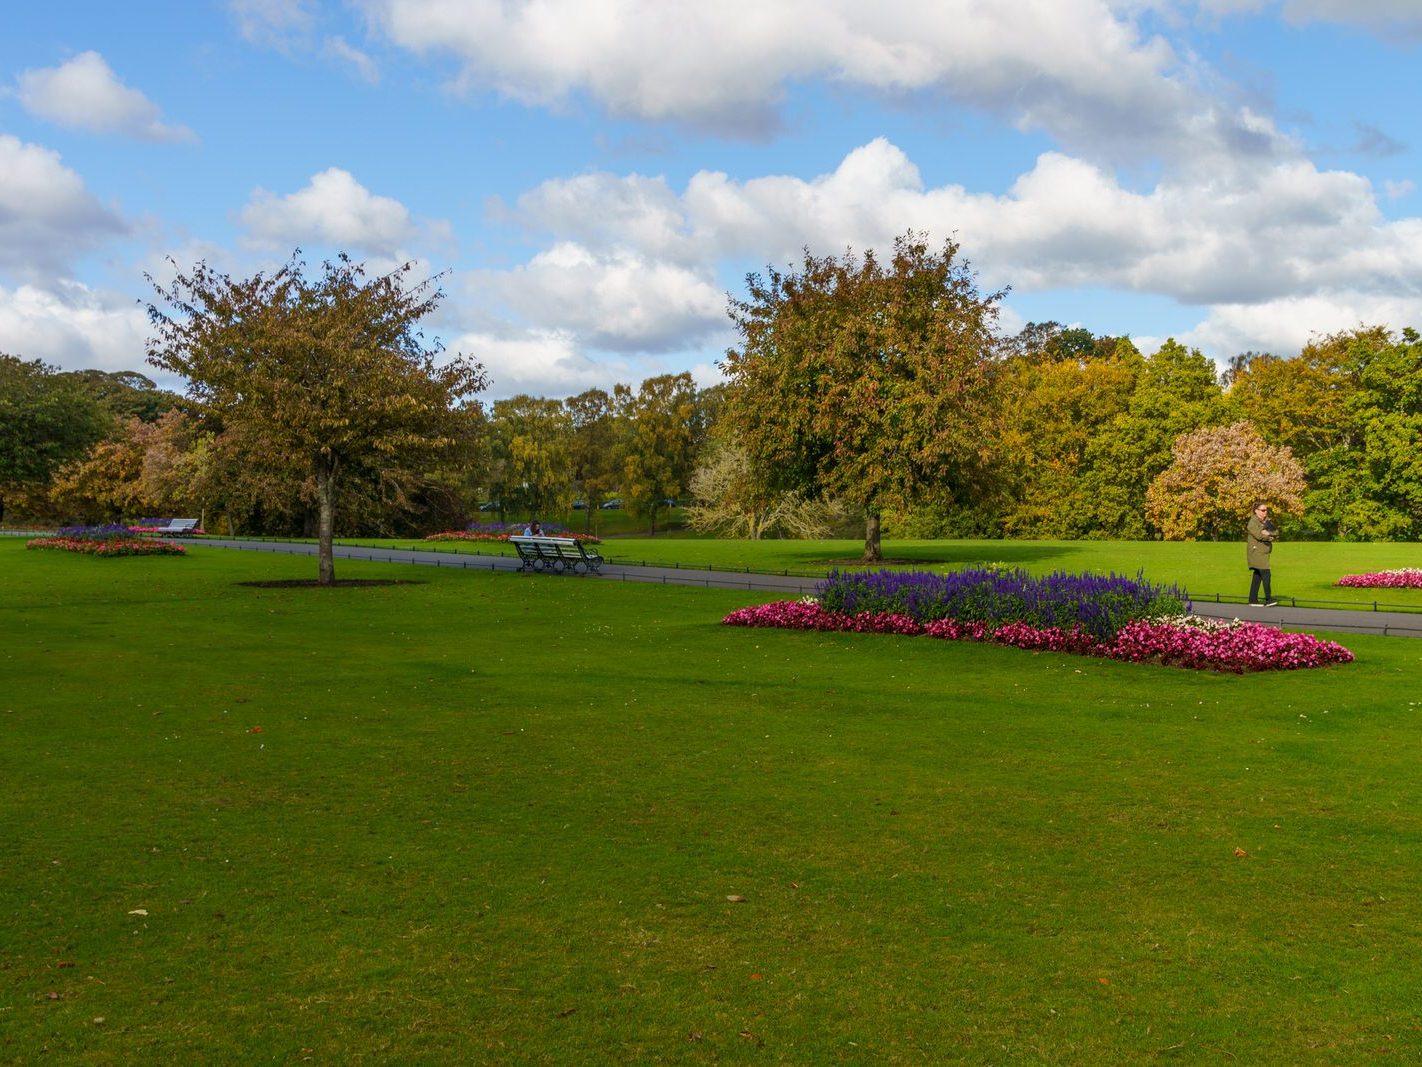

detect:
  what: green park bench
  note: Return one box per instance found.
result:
[508,535,603,575]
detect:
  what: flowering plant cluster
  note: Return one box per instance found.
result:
[1335,569,1422,589]
[816,567,1183,642]
[28,535,187,557]
[425,524,601,544]
[722,600,1352,673]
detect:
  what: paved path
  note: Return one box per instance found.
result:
[196,538,1422,638]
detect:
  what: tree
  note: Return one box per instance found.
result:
[998,330,1142,537]
[564,388,620,531]
[487,395,574,521]
[687,435,850,540]
[147,254,486,584]
[616,372,698,535]
[0,355,110,523]
[1079,339,1229,537]
[1145,421,1306,540]
[723,232,1005,561]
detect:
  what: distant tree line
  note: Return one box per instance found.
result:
[3,240,1419,554]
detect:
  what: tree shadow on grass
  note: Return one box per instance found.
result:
[237,579,426,588]
[811,543,1076,569]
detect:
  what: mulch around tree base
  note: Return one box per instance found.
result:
[237,579,425,588]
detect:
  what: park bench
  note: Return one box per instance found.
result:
[508,535,603,575]
[143,518,200,537]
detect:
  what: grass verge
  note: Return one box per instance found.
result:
[2,540,1420,1061]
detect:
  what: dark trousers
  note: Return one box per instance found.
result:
[1249,568,1272,603]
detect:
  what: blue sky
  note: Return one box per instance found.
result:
[2,0,1420,398]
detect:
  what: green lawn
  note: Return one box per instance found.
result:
[355,534,1422,611]
[3,540,1421,1061]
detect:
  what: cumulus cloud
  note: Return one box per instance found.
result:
[0,135,128,282]
[0,282,151,372]
[509,137,1422,359]
[485,243,726,353]
[1277,0,1422,38]
[16,52,195,143]
[239,168,431,256]
[359,0,1279,165]
[1181,291,1422,357]
[448,327,637,398]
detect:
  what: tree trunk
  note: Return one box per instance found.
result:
[315,457,338,585]
[862,511,883,563]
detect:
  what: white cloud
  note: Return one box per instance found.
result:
[228,0,317,47]
[448,327,636,398]
[1181,292,1422,357]
[0,135,128,282]
[488,243,726,353]
[322,36,381,83]
[16,52,195,143]
[239,168,428,255]
[360,0,1278,164]
[0,282,151,373]
[509,138,1422,360]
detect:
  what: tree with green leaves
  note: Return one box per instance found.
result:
[723,232,1005,561]
[487,395,574,522]
[1079,339,1229,537]
[564,387,620,531]
[147,254,486,584]
[998,327,1143,537]
[615,372,698,535]
[0,355,111,524]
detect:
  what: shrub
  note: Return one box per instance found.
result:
[28,536,187,557]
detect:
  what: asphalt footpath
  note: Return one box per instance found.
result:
[195,538,1422,638]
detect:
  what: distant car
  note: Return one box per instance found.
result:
[571,500,587,510]
[599,498,622,510]
[478,502,500,512]
[660,497,679,508]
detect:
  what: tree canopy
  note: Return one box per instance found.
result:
[722,232,1005,561]
[146,253,486,583]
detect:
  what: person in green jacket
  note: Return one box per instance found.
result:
[1246,501,1279,606]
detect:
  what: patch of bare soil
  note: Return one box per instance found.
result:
[237,579,424,588]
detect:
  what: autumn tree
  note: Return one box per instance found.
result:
[723,232,1004,562]
[615,372,698,535]
[487,395,574,520]
[0,355,110,523]
[564,388,620,530]
[1079,339,1229,537]
[147,254,486,584]
[998,326,1142,537]
[1145,421,1306,540]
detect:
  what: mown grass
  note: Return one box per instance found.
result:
[350,534,1422,612]
[2,540,1421,1062]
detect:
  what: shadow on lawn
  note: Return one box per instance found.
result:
[812,543,1075,570]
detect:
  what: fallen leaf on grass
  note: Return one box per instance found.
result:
[127,909,148,916]
[56,961,75,969]
[726,895,746,903]
[1234,847,1249,858]
[749,973,763,981]
[1098,977,1111,986]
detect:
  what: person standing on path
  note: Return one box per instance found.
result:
[1247,501,1279,605]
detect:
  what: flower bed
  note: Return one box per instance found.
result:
[1335,569,1422,590]
[722,600,1352,673]
[817,567,1183,641]
[28,535,187,557]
